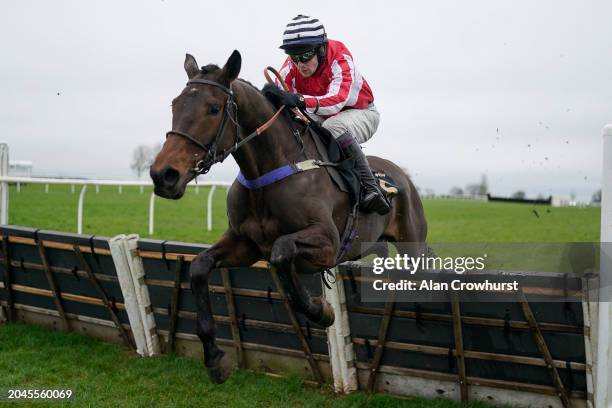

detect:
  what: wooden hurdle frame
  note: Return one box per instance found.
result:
[0,228,594,407]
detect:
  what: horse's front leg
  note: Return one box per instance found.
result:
[270,226,338,327]
[190,230,261,384]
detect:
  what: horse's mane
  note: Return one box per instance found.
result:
[198,64,293,122]
[198,64,261,94]
[200,64,220,75]
[235,77,283,115]
[238,78,259,92]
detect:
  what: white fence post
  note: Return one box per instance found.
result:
[207,185,217,231]
[148,192,155,236]
[16,182,20,193]
[596,124,612,408]
[0,143,8,224]
[109,234,149,356]
[45,183,49,193]
[582,284,597,408]
[77,185,87,234]
[123,234,160,356]
[324,266,358,393]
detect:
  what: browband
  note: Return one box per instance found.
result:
[186,79,233,95]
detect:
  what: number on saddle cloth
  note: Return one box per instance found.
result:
[373,172,400,198]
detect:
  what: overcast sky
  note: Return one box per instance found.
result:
[1,0,610,201]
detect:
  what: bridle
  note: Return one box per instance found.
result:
[166,79,240,175]
[166,78,285,175]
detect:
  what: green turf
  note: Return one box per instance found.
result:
[0,323,501,408]
[9,183,228,243]
[8,184,600,244]
[423,199,600,243]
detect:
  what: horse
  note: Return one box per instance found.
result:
[150,50,427,384]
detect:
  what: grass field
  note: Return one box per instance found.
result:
[8,183,601,244]
[0,323,501,408]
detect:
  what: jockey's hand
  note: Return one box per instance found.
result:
[262,84,306,110]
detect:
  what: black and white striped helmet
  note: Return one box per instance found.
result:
[280,14,327,51]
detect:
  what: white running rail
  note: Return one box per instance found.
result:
[0,144,231,235]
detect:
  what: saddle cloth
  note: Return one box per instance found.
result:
[307,122,399,203]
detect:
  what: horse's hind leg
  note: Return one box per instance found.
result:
[190,230,260,384]
[270,227,337,327]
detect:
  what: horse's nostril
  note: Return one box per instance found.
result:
[149,167,160,184]
[162,167,180,187]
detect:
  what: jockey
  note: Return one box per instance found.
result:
[265,14,390,215]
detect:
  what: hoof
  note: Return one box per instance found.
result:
[314,299,335,327]
[207,352,233,384]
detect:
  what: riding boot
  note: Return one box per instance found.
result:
[337,132,391,215]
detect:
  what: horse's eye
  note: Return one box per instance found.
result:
[208,104,221,115]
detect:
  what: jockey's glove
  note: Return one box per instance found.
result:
[262,84,306,110]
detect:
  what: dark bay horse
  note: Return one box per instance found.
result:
[150,50,427,383]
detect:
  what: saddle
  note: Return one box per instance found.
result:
[306,121,399,205]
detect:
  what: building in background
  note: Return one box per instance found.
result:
[9,160,32,177]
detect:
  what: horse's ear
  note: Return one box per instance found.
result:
[184,53,199,79]
[221,50,241,83]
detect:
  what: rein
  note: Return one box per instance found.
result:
[264,66,311,124]
[166,78,285,175]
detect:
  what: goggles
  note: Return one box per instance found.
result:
[289,49,317,64]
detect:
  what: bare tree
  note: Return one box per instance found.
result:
[478,174,488,195]
[465,184,480,197]
[466,174,488,197]
[449,186,464,196]
[130,144,157,179]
